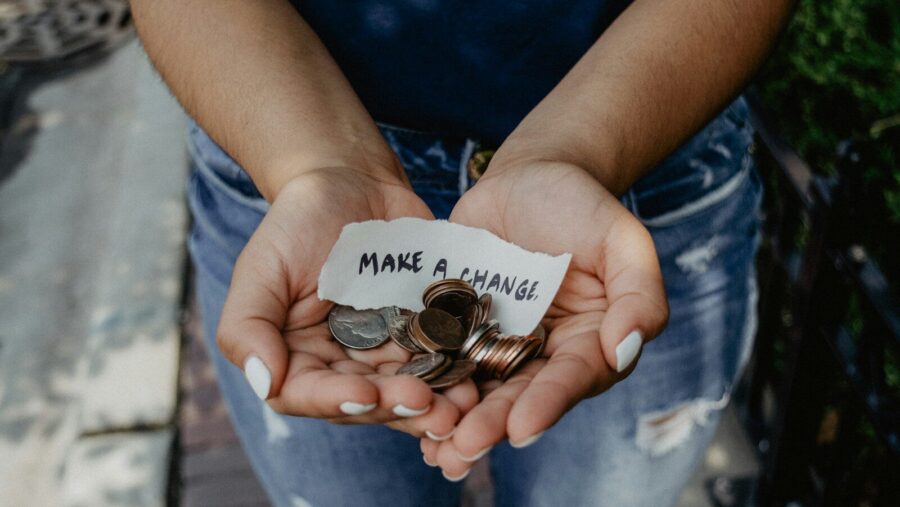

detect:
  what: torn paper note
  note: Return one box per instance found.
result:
[318,218,572,335]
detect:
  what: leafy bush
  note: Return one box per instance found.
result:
[756,0,900,267]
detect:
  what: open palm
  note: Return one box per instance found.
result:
[217,167,478,438]
[421,162,669,477]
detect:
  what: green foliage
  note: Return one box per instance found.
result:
[757,0,900,225]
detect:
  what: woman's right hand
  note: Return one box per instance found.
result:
[216,167,478,439]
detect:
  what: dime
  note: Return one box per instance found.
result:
[328,305,390,350]
[387,314,423,353]
[380,306,401,324]
[420,353,454,381]
[428,360,477,390]
[396,353,449,379]
[471,333,499,366]
[461,320,498,358]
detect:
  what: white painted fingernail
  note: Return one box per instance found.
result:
[615,330,643,372]
[510,431,545,449]
[425,428,455,441]
[393,404,430,417]
[423,454,437,467]
[442,468,470,482]
[457,446,492,462]
[244,355,271,400]
[339,401,377,415]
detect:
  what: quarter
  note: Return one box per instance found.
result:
[328,305,391,350]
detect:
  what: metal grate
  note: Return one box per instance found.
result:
[0,0,133,64]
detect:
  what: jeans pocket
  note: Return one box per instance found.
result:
[187,121,268,209]
[630,97,755,226]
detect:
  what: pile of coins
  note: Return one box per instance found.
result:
[327,278,545,390]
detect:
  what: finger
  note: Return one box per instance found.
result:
[506,330,609,444]
[385,393,460,439]
[597,214,668,372]
[421,437,440,467]
[217,242,294,399]
[439,378,480,416]
[269,352,380,418]
[368,369,435,419]
[345,340,413,366]
[444,361,542,462]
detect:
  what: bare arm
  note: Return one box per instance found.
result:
[131,0,401,201]
[131,1,477,435]
[423,0,796,477]
[490,0,795,195]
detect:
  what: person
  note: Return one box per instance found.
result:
[132,1,793,505]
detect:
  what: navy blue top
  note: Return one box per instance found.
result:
[290,1,632,146]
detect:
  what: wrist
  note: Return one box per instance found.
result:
[487,132,631,197]
[256,152,407,202]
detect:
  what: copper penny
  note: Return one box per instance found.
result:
[428,360,477,390]
[417,308,465,352]
[477,293,492,325]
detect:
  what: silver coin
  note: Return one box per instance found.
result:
[396,352,448,379]
[461,319,499,358]
[387,314,423,353]
[428,359,476,390]
[380,306,401,323]
[328,305,390,350]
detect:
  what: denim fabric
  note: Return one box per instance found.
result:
[186,96,762,507]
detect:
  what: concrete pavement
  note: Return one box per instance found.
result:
[0,41,187,506]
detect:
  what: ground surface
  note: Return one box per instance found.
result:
[0,41,187,506]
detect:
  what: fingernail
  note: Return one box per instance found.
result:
[457,446,492,462]
[615,330,643,372]
[423,454,437,467]
[339,401,377,415]
[442,468,470,482]
[243,355,271,400]
[425,428,455,441]
[393,404,430,417]
[510,431,545,449]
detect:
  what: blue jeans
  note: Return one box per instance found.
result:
[186,97,761,507]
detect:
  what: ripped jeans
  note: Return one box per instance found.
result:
[186,97,762,507]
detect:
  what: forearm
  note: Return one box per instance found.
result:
[490,0,795,195]
[131,0,401,201]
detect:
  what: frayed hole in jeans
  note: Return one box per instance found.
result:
[635,393,729,457]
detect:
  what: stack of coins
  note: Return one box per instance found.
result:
[461,320,544,381]
[327,278,545,390]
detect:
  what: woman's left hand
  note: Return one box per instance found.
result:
[420,161,669,479]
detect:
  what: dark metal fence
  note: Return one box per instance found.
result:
[735,94,900,506]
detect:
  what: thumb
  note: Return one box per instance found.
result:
[216,242,291,400]
[596,215,669,373]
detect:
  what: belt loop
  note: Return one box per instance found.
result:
[459,139,477,195]
[627,188,640,218]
